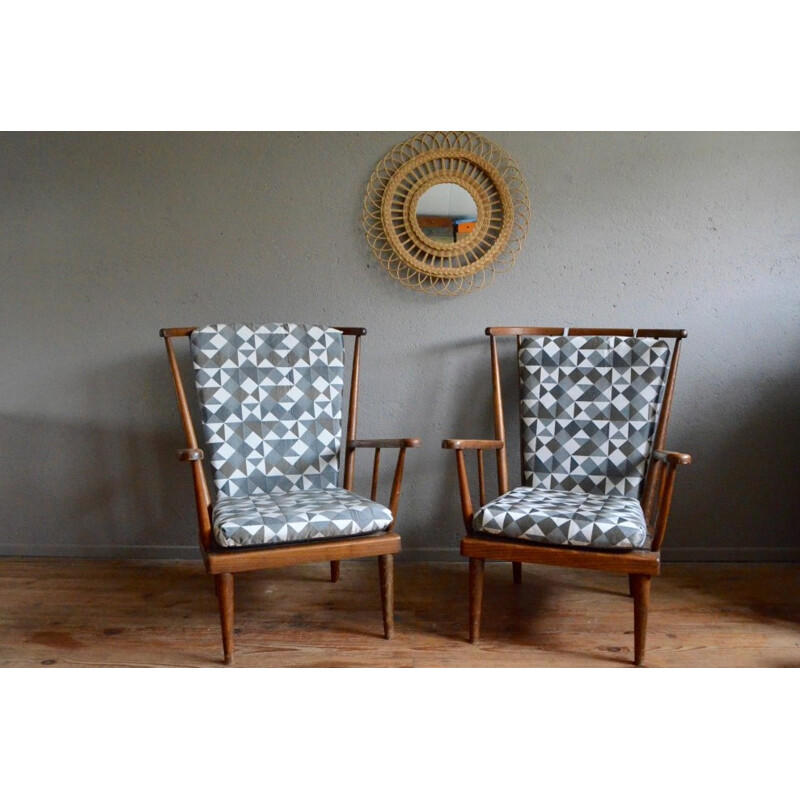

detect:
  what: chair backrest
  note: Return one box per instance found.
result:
[518,334,669,498]
[485,327,686,504]
[162,325,367,540]
[189,323,346,497]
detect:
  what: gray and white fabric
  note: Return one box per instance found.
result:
[519,335,669,499]
[472,485,649,549]
[470,335,670,552]
[213,487,393,547]
[190,323,394,549]
[191,323,345,498]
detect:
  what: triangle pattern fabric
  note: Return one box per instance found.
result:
[519,335,669,498]
[191,323,345,498]
[213,487,393,547]
[472,486,648,549]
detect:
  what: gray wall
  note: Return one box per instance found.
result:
[2,132,799,561]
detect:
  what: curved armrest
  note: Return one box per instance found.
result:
[348,438,422,449]
[177,448,204,462]
[652,449,692,466]
[442,438,504,450]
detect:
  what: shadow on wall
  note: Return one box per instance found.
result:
[2,335,798,562]
[411,333,504,553]
[664,363,800,560]
[339,333,500,556]
[0,412,198,556]
[0,353,200,557]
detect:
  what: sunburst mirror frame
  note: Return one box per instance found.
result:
[362,131,530,296]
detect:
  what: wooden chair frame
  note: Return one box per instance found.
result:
[442,326,691,666]
[161,326,421,664]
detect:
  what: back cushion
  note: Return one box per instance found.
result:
[191,324,345,498]
[519,335,669,498]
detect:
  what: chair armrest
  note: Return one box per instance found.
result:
[646,447,691,551]
[441,438,504,450]
[441,439,505,534]
[175,447,212,551]
[652,449,692,466]
[343,438,421,521]
[178,448,204,462]
[348,438,422,449]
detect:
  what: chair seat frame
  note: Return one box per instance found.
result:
[443,326,691,666]
[162,326,420,664]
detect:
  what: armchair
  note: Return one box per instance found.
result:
[443,327,690,665]
[162,323,420,663]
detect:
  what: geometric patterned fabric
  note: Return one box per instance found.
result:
[472,485,649,549]
[190,324,345,498]
[519,335,669,499]
[213,487,394,548]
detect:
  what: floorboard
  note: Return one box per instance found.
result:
[1,558,798,667]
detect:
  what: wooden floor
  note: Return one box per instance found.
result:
[1,558,799,667]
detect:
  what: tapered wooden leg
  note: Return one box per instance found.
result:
[330,560,340,583]
[378,554,394,639]
[512,561,522,585]
[214,573,234,665]
[629,574,635,597]
[631,574,652,667]
[469,557,485,644]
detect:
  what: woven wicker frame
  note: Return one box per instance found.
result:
[363,132,530,295]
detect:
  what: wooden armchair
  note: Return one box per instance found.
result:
[161,323,420,664]
[442,327,691,666]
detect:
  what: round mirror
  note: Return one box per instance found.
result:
[416,183,479,245]
[363,131,530,295]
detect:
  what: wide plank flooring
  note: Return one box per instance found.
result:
[1,558,799,667]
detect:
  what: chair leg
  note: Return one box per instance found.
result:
[330,560,340,583]
[631,574,652,667]
[214,573,235,665]
[469,557,485,644]
[512,561,522,585]
[378,554,394,639]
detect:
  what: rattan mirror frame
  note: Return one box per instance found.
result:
[363,131,530,295]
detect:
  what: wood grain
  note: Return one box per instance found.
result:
[461,536,661,575]
[1,559,798,668]
[205,533,401,574]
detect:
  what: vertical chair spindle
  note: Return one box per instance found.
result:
[371,448,381,501]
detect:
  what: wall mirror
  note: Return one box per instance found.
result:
[363,131,530,295]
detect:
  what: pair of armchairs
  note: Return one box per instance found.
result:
[162,323,689,666]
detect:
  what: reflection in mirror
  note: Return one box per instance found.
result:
[363,131,529,294]
[416,183,478,244]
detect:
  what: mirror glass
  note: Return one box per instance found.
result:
[416,183,478,244]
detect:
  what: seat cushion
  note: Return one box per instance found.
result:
[212,487,393,548]
[472,486,649,549]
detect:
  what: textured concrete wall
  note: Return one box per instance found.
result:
[2,131,799,560]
